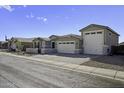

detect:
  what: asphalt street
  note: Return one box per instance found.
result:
[0,54,124,88]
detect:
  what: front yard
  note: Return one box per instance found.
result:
[81,55,124,71]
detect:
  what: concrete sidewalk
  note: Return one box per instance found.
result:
[0,52,124,82]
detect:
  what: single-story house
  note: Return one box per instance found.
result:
[49,34,83,54]
[8,37,34,51]
[26,37,56,54]
[79,24,119,55]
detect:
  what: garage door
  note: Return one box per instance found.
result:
[57,41,75,53]
[84,31,104,55]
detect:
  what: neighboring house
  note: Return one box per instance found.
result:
[32,37,51,49]
[27,37,55,54]
[8,37,34,51]
[0,41,8,49]
[79,24,119,55]
[119,42,124,46]
[50,34,83,54]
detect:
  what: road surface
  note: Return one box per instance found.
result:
[0,54,124,88]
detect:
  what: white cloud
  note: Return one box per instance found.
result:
[26,15,29,18]
[26,14,48,23]
[36,16,48,23]
[36,17,43,20]
[43,18,47,22]
[30,13,34,18]
[0,5,14,12]
[26,13,34,19]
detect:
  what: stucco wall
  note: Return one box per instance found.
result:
[33,40,51,48]
[80,26,103,36]
[104,29,119,46]
[41,48,57,54]
[81,28,119,47]
[51,37,82,49]
[32,40,42,48]
[26,48,38,54]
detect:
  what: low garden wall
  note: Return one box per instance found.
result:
[0,49,8,52]
[41,48,57,54]
[26,48,38,54]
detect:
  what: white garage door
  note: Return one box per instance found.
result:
[57,41,75,54]
[84,31,104,55]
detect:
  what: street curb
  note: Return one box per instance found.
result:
[1,52,124,82]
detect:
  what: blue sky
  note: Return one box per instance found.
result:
[0,5,124,42]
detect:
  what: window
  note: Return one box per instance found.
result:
[91,32,96,34]
[52,42,55,48]
[70,42,74,44]
[67,42,70,44]
[63,42,65,44]
[109,33,111,36]
[85,33,90,35]
[97,32,102,34]
[59,43,62,44]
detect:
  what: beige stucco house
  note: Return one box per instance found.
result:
[80,24,119,55]
[26,34,83,54]
[8,37,34,51]
[49,34,83,54]
[26,37,55,54]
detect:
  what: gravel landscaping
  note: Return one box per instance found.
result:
[81,55,124,71]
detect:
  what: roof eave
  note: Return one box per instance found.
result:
[79,25,120,36]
